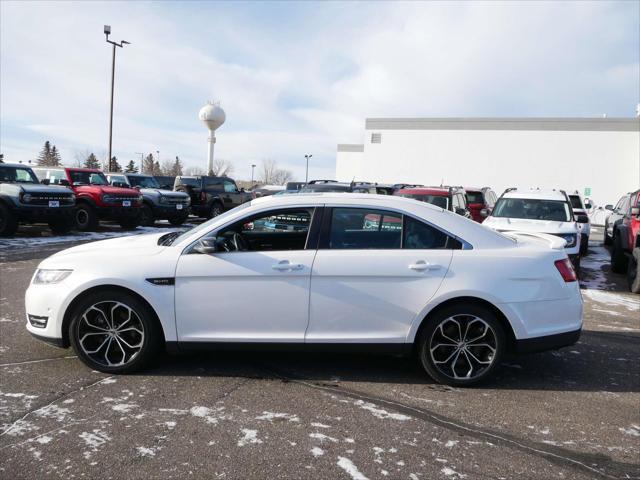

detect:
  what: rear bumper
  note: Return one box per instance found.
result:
[514,328,581,354]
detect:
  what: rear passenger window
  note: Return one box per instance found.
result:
[329,208,402,249]
[404,216,462,250]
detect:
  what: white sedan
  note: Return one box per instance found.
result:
[25,193,582,386]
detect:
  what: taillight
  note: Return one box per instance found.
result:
[555,258,577,282]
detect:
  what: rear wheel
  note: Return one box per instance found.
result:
[68,290,161,373]
[75,203,98,231]
[139,204,154,227]
[604,228,612,246]
[579,234,589,255]
[628,249,640,293]
[417,304,505,387]
[611,234,628,274]
[0,203,18,237]
[208,202,223,219]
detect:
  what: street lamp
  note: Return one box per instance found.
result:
[135,152,144,173]
[104,25,130,172]
[304,154,313,183]
[250,164,256,185]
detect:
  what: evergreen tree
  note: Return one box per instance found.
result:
[0,153,4,164]
[154,161,161,176]
[171,156,183,176]
[142,154,155,174]
[124,160,138,173]
[84,153,100,169]
[109,156,122,172]
[37,141,54,166]
[50,145,62,166]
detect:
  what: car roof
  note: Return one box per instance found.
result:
[501,189,567,201]
[0,163,35,168]
[397,187,449,196]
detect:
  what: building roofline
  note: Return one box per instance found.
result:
[337,144,365,152]
[365,117,640,132]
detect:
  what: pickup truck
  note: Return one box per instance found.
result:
[609,189,640,293]
[174,175,252,218]
[0,163,75,236]
[33,167,142,231]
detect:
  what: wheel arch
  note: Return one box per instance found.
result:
[61,284,167,348]
[411,296,517,353]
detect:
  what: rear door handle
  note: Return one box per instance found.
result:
[272,261,303,271]
[409,261,441,271]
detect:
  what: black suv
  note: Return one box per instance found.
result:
[174,175,252,218]
[0,163,75,236]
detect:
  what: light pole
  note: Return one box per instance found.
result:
[304,154,313,183]
[135,152,144,173]
[250,164,256,186]
[104,25,130,172]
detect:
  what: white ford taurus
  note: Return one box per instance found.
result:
[25,193,583,386]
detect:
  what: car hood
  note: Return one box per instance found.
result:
[76,185,139,195]
[484,217,577,234]
[41,232,168,267]
[19,184,73,194]
[140,188,189,198]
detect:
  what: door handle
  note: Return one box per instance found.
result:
[272,261,303,271]
[409,261,441,271]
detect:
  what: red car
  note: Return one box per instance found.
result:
[394,186,472,219]
[33,167,142,231]
[464,187,497,223]
[610,189,640,291]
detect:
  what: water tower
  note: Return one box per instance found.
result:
[198,101,226,175]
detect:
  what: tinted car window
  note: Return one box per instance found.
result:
[466,191,484,204]
[0,166,38,183]
[329,208,402,249]
[128,176,160,188]
[399,194,448,209]
[569,195,584,209]
[223,181,238,193]
[493,198,571,222]
[70,171,108,186]
[177,177,199,188]
[403,216,461,250]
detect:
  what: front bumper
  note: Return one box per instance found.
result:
[153,204,191,219]
[96,206,141,221]
[25,282,69,346]
[15,205,75,222]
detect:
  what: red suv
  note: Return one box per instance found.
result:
[464,187,497,223]
[33,167,142,231]
[609,189,640,291]
[394,186,471,219]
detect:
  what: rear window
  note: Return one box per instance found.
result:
[493,198,572,222]
[178,177,199,187]
[399,194,448,209]
[465,191,484,204]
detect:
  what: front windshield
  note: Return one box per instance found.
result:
[163,202,253,246]
[70,171,108,186]
[493,198,571,222]
[400,194,449,209]
[0,167,39,184]
[128,175,160,188]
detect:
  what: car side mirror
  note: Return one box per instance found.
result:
[480,208,489,217]
[455,207,467,216]
[605,204,613,211]
[192,237,222,254]
[576,214,589,224]
[631,207,640,217]
[40,179,50,185]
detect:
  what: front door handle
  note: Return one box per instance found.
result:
[409,261,441,271]
[272,260,303,271]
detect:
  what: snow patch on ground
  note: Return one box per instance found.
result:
[619,425,640,436]
[353,400,411,421]
[311,447,325,457]
[310,422,330,428]
[79,429,111,449]
[237,428,262,447]
[255,411,300,423]
[309,432,339,443]
[337,457,369,480]
[441,466,466,478]
[582,289,640,312]
[35,404,71,422]
[112,403,138,413]
[190,406,227,424]
[2,419,38,436]
[137,446,159,457]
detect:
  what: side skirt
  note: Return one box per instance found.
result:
[165,341,412,356]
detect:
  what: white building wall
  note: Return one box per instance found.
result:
[337,118,639,206]
[336,144,365,182]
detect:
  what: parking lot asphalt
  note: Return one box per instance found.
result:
[0,227,638,479]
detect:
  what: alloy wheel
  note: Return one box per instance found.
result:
[429,314,497,380]
[77,301,145,367]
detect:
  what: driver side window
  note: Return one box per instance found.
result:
[217,208,314,252]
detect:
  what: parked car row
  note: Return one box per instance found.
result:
[604,189,640,292]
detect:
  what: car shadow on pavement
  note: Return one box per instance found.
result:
[142,329,639,393]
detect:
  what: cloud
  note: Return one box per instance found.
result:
[1,0,638,180]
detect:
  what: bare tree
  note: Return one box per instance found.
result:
[260,159,293,185]
[73,149,92,168]
[184,165,206,176]
[210,158,234,177]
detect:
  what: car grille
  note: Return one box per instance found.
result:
[165,196,189,204]
[29,195,74,205]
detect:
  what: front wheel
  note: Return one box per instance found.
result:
[68,290,161,373]
[628,249,640,294]
[75,204,98,231]
[417,304,505,387]
[139,204,154,227]
[0,203,18,237]
[208,202,223,219]
[579,235,589,256]
[611,234,628,274]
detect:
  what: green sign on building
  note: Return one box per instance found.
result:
[584,187,591,197]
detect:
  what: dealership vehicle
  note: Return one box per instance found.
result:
[0,163,75,236]
[464,187,497,223]
[153,175,176,190]
[568,192,591,255]
[604,194,630,246]
[25,193,582,386]
[285,181,306,192]
[300,180,353,193]
[609,189,640,277]
[395,186,472,219]
[33,167,142,231]
[174,175,252,219]
[106,173,190,226]
[483,188,584,270]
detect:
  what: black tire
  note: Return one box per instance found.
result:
[628,250,640,294]
[417,303,505,387]
[168,215,188,226]
[48,217,74,235]
[68,289,162,373]
[75,203,98,231]
[579,234,589,256]
[0,203,18,237]
[604,229,612,246]
[611,234,628,274]
[207,202,223,219]
[139,204,154,227]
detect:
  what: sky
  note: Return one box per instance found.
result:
[1,0,638,181]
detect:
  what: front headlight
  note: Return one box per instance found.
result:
[102,194,115,203]
[33,269,73,285]
[558,234,577,248]
[21,193,33,203]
